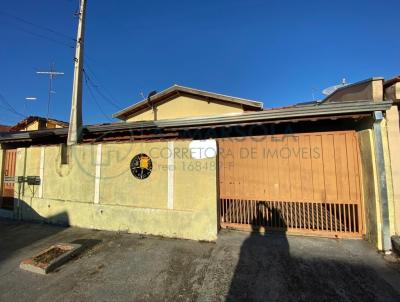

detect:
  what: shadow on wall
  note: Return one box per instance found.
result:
[0,199,70,264]
[226,206,400,302]
[15,198,70,226]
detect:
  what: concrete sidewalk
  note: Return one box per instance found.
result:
[0,219,399,302]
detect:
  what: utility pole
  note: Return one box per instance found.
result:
[36,63,64,119]
[67,0,86,145]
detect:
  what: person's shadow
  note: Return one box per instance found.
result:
[225,202,400,302]
[226,203,290,301]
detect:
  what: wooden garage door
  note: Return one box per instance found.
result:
[218,131,363,237]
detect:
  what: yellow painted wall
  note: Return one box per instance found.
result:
[14,140,218,241]
[172,140,217,212]
[44,145,96,202]
[385,83,400,104]
[358,122,396,250]
[386,106,400,235]
[25,121,40,131]
[23,147,41,198]
[19,120,65,131]
[100,142,168,208]
[358,129,381,248]
[126,95,244,122]
[46,121,64,129]
[381,119,396,236]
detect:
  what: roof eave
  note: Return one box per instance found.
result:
[112,85,263,120]
[322,77,384,102]
[0,100,392,145]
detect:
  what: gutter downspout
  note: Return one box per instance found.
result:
[373,111,392,252]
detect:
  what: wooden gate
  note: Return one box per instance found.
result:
[218,131,364,237]
[1,149,17,209]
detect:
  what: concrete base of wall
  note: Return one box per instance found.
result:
[17,197,218,242]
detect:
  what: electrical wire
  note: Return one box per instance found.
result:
[0,104,25,118]
[1,21,75,49]
[1,6,120,123]
[0,93,25,118]
[0,10,75,41]
[83,72,113,122]
[83,67,122,110]
[83,57,122,109]
[1,9,123,114]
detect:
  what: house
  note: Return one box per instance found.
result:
[383,76,400,242]
[0,117,68,211]
[322,76,400,245]
[9,116,69,132]
[112,85,263,121]
[0,81,396,252]
[0,125,10,132]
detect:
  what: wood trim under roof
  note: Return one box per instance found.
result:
[112,85,264,120]
[0,100,392,147]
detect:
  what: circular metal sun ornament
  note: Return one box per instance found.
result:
[130,153,152,179]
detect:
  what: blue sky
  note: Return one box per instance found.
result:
[0,0,399,126]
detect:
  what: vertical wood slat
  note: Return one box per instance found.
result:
[2,149,17,197]
[219,132,361,204]
[218,131,363,237]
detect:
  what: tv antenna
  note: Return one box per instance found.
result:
[322,78,349,96]
[36,63,64,118]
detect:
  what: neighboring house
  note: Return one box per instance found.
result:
[113,85,263,122]
[0,81,397,252]
[383,76,400,244]
[0,125,10,132]
[0,117,68,212]
[321,76,400,244]
[10,116,69,131]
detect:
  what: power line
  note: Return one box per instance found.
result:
[3,22,75,49]
[0,103,24,118]
[1,10,123,113]
[83,72,113,122]
[83,58,122,109]
[0,93,25,118]
[0,10,75,41]
[83,68,121,110]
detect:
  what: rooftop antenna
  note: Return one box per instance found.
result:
[322,78,349,96]
[36,63,64,118]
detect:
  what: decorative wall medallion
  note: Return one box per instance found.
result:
[130,153,152,179]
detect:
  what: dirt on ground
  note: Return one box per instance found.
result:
[32,246,67,265]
